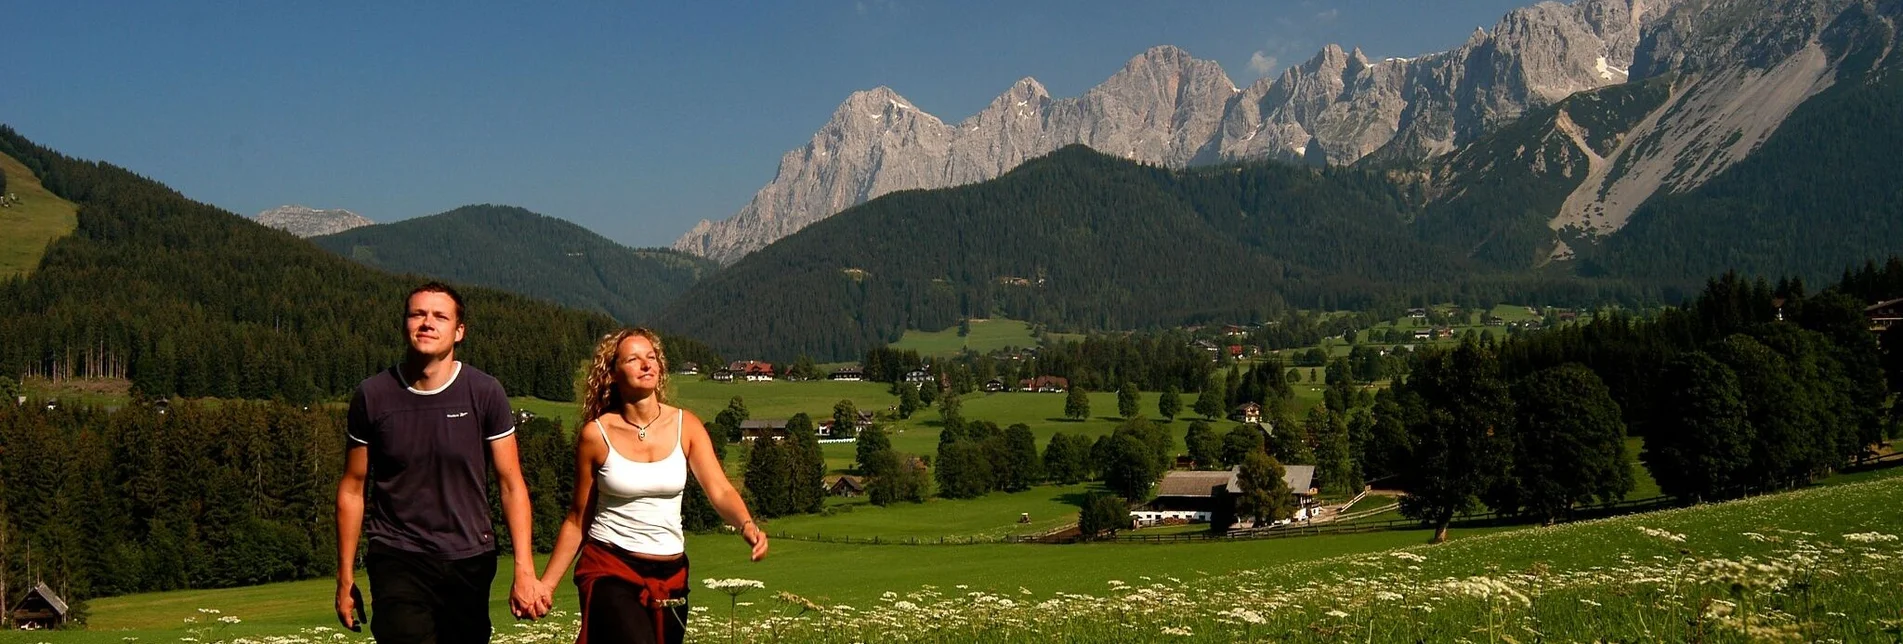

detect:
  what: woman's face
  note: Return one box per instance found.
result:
[615,334,663,394]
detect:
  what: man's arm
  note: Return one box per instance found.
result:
[335,445,369,630]
[489,435,545,618]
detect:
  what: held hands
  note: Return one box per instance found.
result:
[509,571,554,620]
[742,520,769,561]
[335,580,366,632]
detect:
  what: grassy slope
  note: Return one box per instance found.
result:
[72,467,1903,641]
[77,527,1466,637]
[887,318,1038,357]
[0,151,79,277]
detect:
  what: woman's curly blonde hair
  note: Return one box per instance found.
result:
[580,328,669,423]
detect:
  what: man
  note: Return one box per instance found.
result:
[336,282,548,642]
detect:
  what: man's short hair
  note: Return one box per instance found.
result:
[406,282,466,323]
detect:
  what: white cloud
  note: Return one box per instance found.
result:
[1248,51,1281,76]
[1315,8,1340,22]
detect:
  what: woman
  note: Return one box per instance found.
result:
[539,328,768,643]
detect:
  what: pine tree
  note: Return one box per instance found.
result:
[784,414,826,514]
[744,439,792,518]
[1184,420,1220,470]
[1001,423,1042,491]
[1308,408,1359,494]
[1194,378,1225,420]
[1158,385,1182,421]
[1117,382,1140,420]
[898,384,921,419]
[855,424,893,476]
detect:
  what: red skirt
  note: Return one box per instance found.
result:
[572,540,689,644]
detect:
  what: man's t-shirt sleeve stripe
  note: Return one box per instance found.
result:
[481,378,516,441]
[346,388,373,447]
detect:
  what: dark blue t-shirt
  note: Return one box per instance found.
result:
[347,362,515,560]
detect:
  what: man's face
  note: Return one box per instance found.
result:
[404,292,464,357]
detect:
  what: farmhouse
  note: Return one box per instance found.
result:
[1867,298,1903,331]
[1231,402,1262,424]
[1407,308,1428,320]
[1411,328,1433,341]
[983,378,1008,392]
[829,365,865,381]
[1019,375,1069,393]
[902,368,933,383]
[10,581,69,630]
[1131,465,1318,527]
[739,419,789,441]
[825,475,865,497]
[676,362,701,376]
[745,363,776,382]
[711,369,736,383]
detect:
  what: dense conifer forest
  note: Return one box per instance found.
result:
[0,127,613,401]
[312,204,718,324]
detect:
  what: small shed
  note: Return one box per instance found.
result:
[12,581,69,630]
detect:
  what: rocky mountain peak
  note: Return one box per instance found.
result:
[673,0,1704,263]
[254,205,371,238]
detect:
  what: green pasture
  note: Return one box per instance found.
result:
[0,151,80,278]
[886,318,1037,357]
[760,482,1102,539]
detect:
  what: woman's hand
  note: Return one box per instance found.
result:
[742,520,769,561]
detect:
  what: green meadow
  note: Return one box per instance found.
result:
[0,151,80,278]
[57,467,1903,642]
[887,318,1038,357]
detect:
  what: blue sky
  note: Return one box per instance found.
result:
[3,0,1529,248]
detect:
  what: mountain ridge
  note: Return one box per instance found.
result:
[675,0,1673,263]
[312,205,718,324]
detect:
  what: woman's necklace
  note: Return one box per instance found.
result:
[628,408,661,441]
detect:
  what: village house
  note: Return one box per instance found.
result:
[1407,308,1428,320]
[829,364,865,381]
[744,362,776,382]
[902,368,933,384]
[675,362,701,376]
[1019,375,1069,393]
[1434,327,1455,340]
[739,419,790,442]
[1411,328,1433,341]
[1231,401,1262,424]
[1130,465,1317,527]
[711,368,736,383]
[1867,298,1903,331]
[983,378,1009,392]
[1222,324,1250,337]
[824,475,866,497]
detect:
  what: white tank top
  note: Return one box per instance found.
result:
[587,410,687,556]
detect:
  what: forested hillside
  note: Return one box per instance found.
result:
[0,127,612,401]
[1586,17,1903,282]
[313,205,718,324]
[654,146,1648,361]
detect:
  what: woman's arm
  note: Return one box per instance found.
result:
[538,423,604,590]
[682,410,768,561]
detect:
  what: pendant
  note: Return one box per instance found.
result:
[637,426,649,441]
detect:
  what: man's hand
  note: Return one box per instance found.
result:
[742,521,769,562]
[335,581,365,632]
[510,571,550,619]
